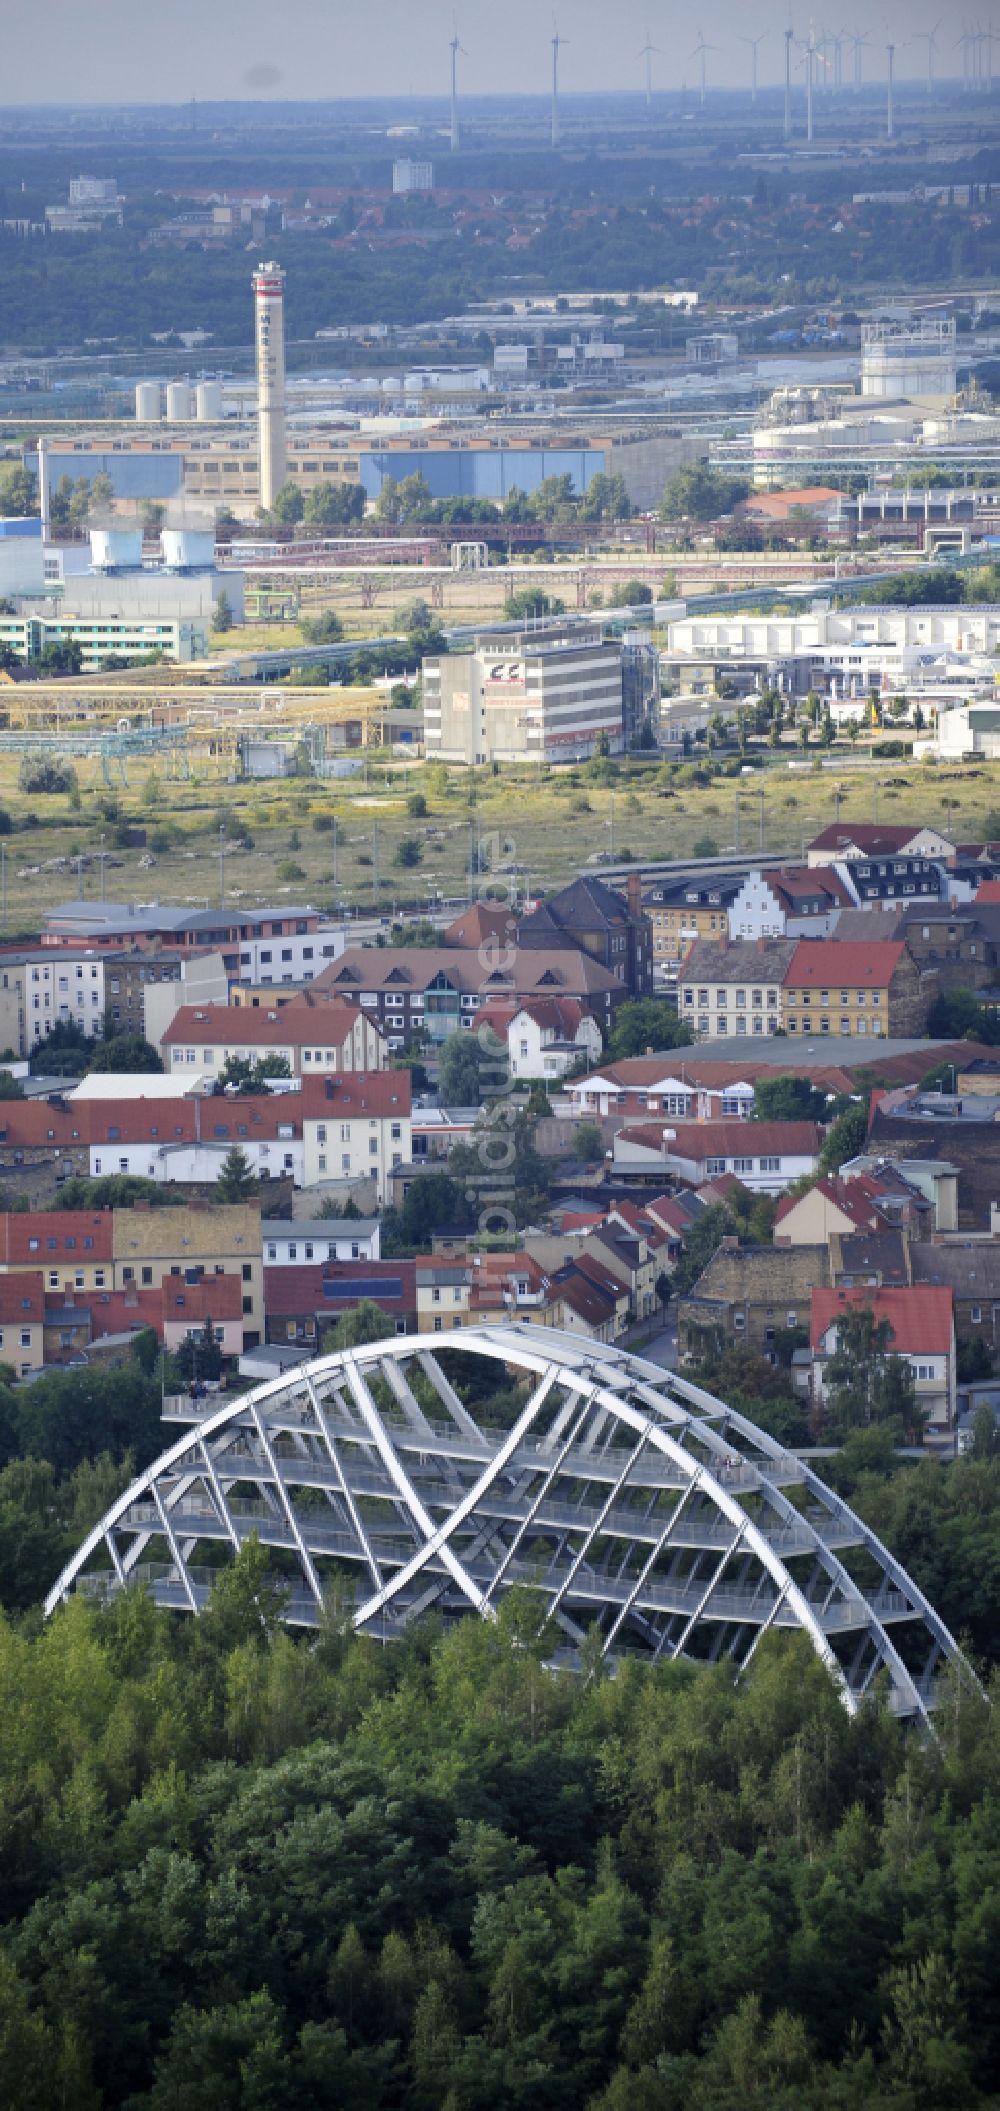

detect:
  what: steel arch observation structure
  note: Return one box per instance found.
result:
[46,1328,978,1725]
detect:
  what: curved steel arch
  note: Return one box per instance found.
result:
[46,1327,979,1723]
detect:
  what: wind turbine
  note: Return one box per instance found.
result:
[849,27,871,86]
[691,32,717,107]
[449,19,467,152]
[742,31,768,105]
[784,24,795,138]
[956,26,975,92]
[885,38,895,140]
[638,28,661,108]
[551,19,568,148]
[796,23,821,142]
[910,22,940,97]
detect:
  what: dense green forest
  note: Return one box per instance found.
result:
[3,1349,1000,2104]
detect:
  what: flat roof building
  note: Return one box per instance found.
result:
[424,623,624,765]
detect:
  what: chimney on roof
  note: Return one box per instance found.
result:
[626,870,642,918]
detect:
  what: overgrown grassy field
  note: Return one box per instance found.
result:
[1,744,998,929]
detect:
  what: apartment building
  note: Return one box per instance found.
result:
[677,936,933,1040]
[300,1073,412,1202]
[677,939,796,1039]
[642,877,743,972]
[0,950,107,1054]
[315,946,625,1046]
[112,1200,264,1347]
[782,941,931,1039]
[160,1000,384,1078]
[0,1211,115,1297]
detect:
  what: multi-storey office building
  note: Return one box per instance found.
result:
[424,624,624,764]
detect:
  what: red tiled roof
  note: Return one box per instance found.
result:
[977,880,1000,902]
[0,1212,114,1263]
[0,1270,44,1322]
[263,1260,416,1317]
[624,1119,822,1158]
[552,1265,616,1327]
[784,940,906,987]
[443,904,517,949]
[298,1072,411,1118]
[162,1001,365,1048]
[161,1273,244,1323]
[811,1284,953,1355]
[770,864,856,910]
[807,823,934,855]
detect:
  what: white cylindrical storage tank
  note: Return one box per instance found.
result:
[195,379,223,421]
[135,382,161,422]
[161,529,216,570]
[90,528,144,571]
[165,381,194,422]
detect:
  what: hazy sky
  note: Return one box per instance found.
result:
[0,0,973,104]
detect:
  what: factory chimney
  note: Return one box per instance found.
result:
[252,261,287,513]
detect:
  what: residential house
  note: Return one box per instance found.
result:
[678,1241,830,1360]
[809,1284,956,1446]
[159,999,384,1078]
[262,1217,381,1265]
[782,940,933,1039]
[774,1177,882,1245]
[728,866,852,941]
[299,1072,411,1202]
[774,1165,939,1245]
[160,1272,247,1362]
[805,823,956,868]
[416,1258,472,1332]
[313,945,626,1048]
[517,873,653,999]
[677,938,796,1040]
[911,1243,1000,1359]
[474,997,603,1082]
[263,1259,417,1349]
[613,1119,822,1194]
[0,1271,44,1376]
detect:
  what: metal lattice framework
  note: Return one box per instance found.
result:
[46,1328,978,1724]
